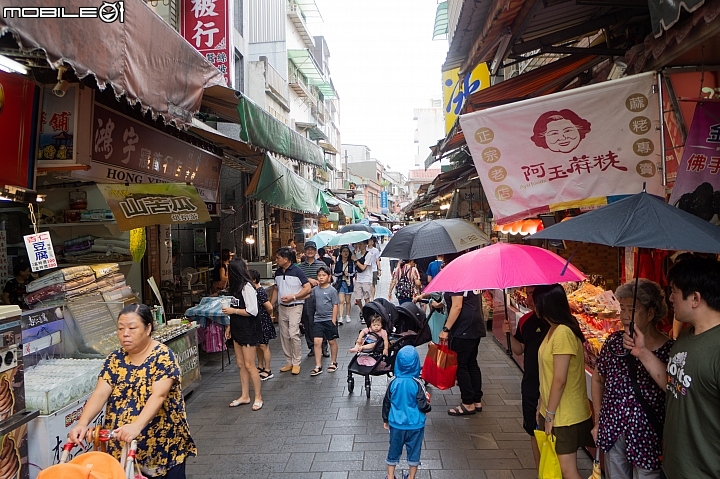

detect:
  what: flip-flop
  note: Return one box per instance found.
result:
[229,398,251,407]
[448,404,476,416]
[252,401,263,411]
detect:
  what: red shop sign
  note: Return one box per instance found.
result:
[181,0,232,86]
[0,72,36,189]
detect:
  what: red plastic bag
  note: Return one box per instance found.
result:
[421,340,458,390]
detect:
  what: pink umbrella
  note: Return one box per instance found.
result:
[424,242,585,354]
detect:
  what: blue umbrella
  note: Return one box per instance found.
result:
[372,225,392,236]
[308,231,338,248]
[327,231,373,246]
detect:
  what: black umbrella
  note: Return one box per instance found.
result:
[338,224,375,234]
[380,219,490,259]
[529,190,720,340]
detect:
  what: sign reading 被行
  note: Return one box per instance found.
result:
[459,72,663,224]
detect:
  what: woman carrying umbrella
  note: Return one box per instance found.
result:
[438,252,486,416]
[533,284,594,479]
[591,279,671,479]
[333,245,355,325]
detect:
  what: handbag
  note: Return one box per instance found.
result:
[421,339,457,390]
[534,430,562,479]
[427,309,448,344]
[627,356,664,437]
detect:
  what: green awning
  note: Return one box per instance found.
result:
[433,1,449,40]
[424,152,438,169]
[288,49,324,84]
[316,81,337,99]
[322,191,362,221]
[237,94,326,169]
[247,154,329,215]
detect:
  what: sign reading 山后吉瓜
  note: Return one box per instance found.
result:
[459,72,664,224]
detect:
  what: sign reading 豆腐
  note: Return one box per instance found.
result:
[97,183,212,231]
[23,232,57,272]
[459,72,663,224]
[181,0,231,86]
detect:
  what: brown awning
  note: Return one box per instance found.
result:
[435,55,603,157]
[0,0,225,127]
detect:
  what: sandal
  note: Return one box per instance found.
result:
[252,401,263,411]
[327,362,338,373]
[310,367,323,376]
[448,404,476,416]
[259,370,273,381]
[229,398,251,407]
[474,403,483,412]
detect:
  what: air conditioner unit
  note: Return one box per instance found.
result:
[248,262,273,279]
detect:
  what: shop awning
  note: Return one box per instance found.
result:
[189,119,264,162]
[322,191,361,221]
[247,154,329,215]
[288,49,324,84]
[315,81,337,99]
[0,0,225,127]
[433,1,449,40]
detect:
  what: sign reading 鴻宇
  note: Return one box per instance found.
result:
[459,72,663,224]
[97,183,212,231]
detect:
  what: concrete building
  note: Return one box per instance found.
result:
[407,168,441,201]
[340,144,372,164]
[413,99,445,167]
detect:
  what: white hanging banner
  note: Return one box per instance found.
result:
[23,232,57,272]
[459,72,663,224]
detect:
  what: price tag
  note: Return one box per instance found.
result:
[23,232,57,272]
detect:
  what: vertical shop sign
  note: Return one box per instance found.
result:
[0,71,35,189]
[0,231,7,280]
[442,64,491,134]
[159,225,173,283]
[23,232,57,272]
[37,85,77,163]
[182,0,231,86]
[381,190,388,214]
[668,102,720,211]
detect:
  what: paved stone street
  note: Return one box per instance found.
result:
[184,257,593,478]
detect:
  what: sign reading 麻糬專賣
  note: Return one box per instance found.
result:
[459,72,663,224]
[97,183,212,231]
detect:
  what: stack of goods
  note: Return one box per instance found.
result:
[24,264,130,309]
[566,282,621,369]
[61,236,132,263]
[25,358,105,414]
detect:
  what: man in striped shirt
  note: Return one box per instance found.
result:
[298,241,329,357]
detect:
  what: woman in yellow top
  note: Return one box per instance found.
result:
[68,303,197,478]
[533,284,595,479]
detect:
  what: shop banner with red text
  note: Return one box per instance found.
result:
[182,0,232,86]
[0,71,35,189]
[459,72,663,224]
[97,183,211,231]
[668,102,720,219]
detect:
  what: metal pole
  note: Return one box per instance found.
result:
[658,72,668,187]
[503,288,512,356]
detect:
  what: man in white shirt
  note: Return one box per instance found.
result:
[351,240,373,319]
[366,236,382,300]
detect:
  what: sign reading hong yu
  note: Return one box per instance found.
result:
[181,0,232,86]
[459,72,663,224]
[97,183,212,231]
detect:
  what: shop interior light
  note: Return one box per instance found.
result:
[36,195,47,203]
[245,235,255,245]
[439,203,451,210]
[0,185,37,203]
[0,55,28,75]
[303,228,312,234]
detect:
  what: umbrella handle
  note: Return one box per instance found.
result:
[505,332,512,356]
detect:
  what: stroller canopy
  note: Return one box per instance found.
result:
[362,298,398,330]
[396,302,426,333]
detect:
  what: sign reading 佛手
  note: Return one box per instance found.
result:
[24,232,57,272]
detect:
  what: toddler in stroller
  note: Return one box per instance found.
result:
[347,299,431,398]
[349,314,389,354]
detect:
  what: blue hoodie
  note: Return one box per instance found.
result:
[382,346,431,430]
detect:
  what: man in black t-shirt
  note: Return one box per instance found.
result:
[502,286,548,469]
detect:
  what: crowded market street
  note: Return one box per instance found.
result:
[184,258,593,479]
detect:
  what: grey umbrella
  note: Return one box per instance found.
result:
[380,219,490,259]
[529,190,720,339]
[338,224,375,234]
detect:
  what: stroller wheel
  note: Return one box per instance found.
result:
[347,376,355,393]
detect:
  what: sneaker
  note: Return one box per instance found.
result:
[280,364,292,372]
[337,317,343,325]
[345,315,352,324]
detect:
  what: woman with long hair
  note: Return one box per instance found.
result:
[333,245,355,325]
[222,259,263,410]
[211,249,232,293]
[533,284,594,479]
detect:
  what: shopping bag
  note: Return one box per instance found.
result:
[534,430,562,479]
[428,310,448,344]
[421,340,457,390]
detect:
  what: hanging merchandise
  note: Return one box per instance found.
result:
[130,228,146,263]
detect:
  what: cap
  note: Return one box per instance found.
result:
[304,241,317,250]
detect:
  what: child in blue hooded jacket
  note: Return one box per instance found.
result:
[382,345,431,479]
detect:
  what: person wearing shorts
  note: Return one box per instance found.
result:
[352,241,373,314]
[307,266,340,376]
[367,237,381,299]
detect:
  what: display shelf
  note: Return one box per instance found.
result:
[55,261,134,268]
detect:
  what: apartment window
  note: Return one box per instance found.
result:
[234,50,244,93]
[233,0,243,37]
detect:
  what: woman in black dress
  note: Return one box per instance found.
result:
[222,259,264,410]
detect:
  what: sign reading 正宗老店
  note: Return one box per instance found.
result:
[79,103,222,204]
[97,183,212,231]
[459,72,664,224]
[24,232,57,272]
[668,102,720,214]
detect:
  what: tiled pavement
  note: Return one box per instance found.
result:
[184,257,593,478]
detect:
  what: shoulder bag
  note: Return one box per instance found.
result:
[627,356,664,437]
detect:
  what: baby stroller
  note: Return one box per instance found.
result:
[347,299,430,398]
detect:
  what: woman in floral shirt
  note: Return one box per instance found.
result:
[591,279,672,479]
[69,303,197,479]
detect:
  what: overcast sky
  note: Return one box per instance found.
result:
[313,0,448,175]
